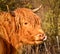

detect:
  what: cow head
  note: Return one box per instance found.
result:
[13,8,47,46]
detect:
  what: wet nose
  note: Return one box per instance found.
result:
[38,34,45,39]
[35,34,47,41]
[38,29,47,40]
[39,34,47,40]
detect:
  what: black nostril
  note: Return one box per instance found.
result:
[39,34,44,37]
[39,34,42,37]
[42,34,44,36]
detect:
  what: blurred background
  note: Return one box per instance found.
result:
[0,0,60,54]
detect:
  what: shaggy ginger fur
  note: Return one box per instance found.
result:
[0,8,46,54]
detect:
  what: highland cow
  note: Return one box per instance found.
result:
[0,8,47,54]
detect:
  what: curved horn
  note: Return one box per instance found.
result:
[32,5,42,12]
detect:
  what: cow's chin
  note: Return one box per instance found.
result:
[15,40,43,50]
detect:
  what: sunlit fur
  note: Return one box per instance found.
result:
[0,8,46,54]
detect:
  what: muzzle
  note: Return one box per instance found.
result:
[34,34,47,42]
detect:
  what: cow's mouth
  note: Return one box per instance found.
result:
[33,34,47,44]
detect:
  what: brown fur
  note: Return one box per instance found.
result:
[0,8,45,54]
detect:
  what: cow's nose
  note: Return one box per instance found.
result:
[34,34,44,40]
[39,34,44,37]
[36,34,45,37]
[35,34,47,41]
[39,34,47,41]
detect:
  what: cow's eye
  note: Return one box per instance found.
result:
[24,22,28,25]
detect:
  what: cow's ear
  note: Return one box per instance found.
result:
[10,11,15,17]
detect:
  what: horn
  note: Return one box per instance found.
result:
[32,4,42,12]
